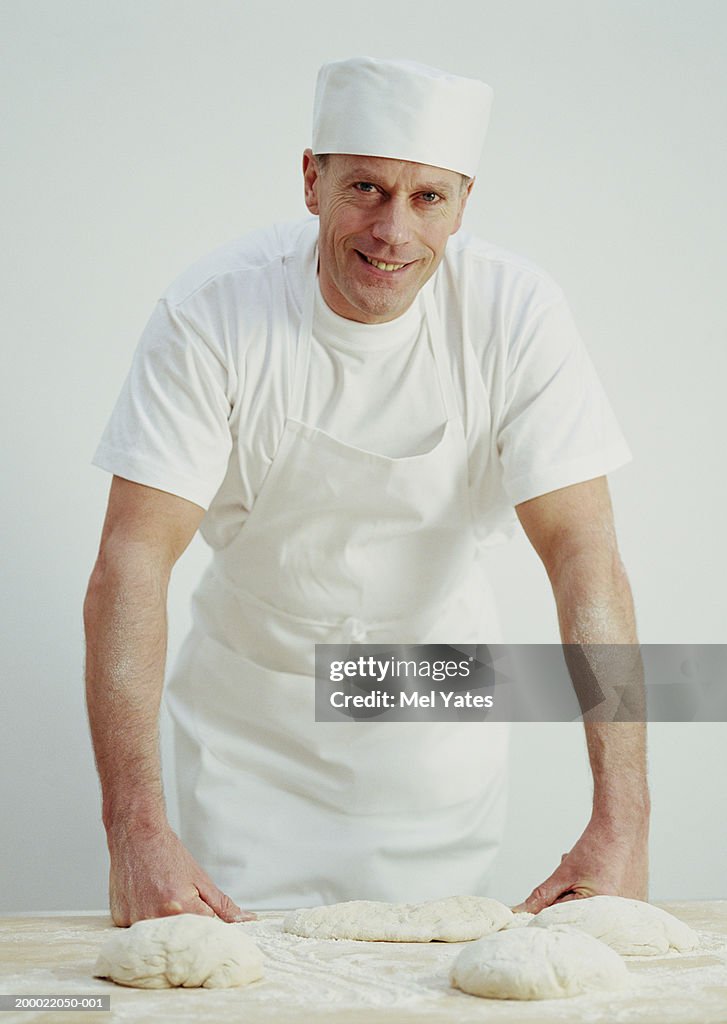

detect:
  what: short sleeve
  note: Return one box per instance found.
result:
[497,295,631,505]
[92,298,235,510]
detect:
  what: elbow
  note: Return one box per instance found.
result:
[551,548,637,644]
[83,543,170,632]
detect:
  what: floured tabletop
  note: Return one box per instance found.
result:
[0,901,726,1023]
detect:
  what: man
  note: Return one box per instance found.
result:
[84,57,649,926]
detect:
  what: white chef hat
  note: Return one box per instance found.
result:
[312,56,493,178]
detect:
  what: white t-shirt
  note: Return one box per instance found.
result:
[92,218,631,548]
[305,278,444,458]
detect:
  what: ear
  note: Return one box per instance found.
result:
[302,148,321,215]
[450,176,475,235]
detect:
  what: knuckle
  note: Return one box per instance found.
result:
[159,898,185,915]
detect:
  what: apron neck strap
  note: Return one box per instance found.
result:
[422,281,459,420]
[289,248,318,421]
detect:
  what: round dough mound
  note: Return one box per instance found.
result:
[451,925,627,1000]
[529,896,698,955]
[504,911,535,928]
[283,895,513,942]
[94,914,264,989]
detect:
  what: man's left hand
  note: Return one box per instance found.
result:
[512,813,649,914]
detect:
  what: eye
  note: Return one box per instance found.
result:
[420,192,441,204]
[354,182,378,194]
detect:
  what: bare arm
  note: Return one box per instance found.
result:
[512,476,650,912]
[84,475,254,925]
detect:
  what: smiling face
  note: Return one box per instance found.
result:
[302,150,473,324]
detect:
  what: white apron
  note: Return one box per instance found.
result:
[167,255,509,910]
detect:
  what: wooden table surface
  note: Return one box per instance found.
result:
[1,902,726,1023]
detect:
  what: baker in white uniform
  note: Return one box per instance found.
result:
[84,57,650,926]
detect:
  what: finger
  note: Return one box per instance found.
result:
[129,898,207,924]
[554,883,599,902]
[110,894,131,928]
[553,891,584,904]
[163,896,217,918]
[109,877,131,928]
[122,897,186,925]
[185,896,216,918]
[516,875,574,915]
[196,880,257,923]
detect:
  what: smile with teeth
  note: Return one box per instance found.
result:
[361,253,408,272]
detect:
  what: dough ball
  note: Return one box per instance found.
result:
[283,895,513,942]
[94,914,264,989]
[504,911,534,928]
[451,925,627,1000]
[529,896,698,955]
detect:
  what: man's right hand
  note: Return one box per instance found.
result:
[107,823,256,927]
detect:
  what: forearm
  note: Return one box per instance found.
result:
[583,720,649,828]
[552,538,637,645]
[514,481,649,905]
[551,550,650,824]
[83,549,170,835]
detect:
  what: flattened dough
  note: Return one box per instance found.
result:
[94,914,264,989]
[451,925,627,1000]
[283,895,513,942]
[529,896,698,955]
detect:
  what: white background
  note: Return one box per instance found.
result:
[1,0,725,911]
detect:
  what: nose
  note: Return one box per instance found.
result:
[371,197,413,248]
